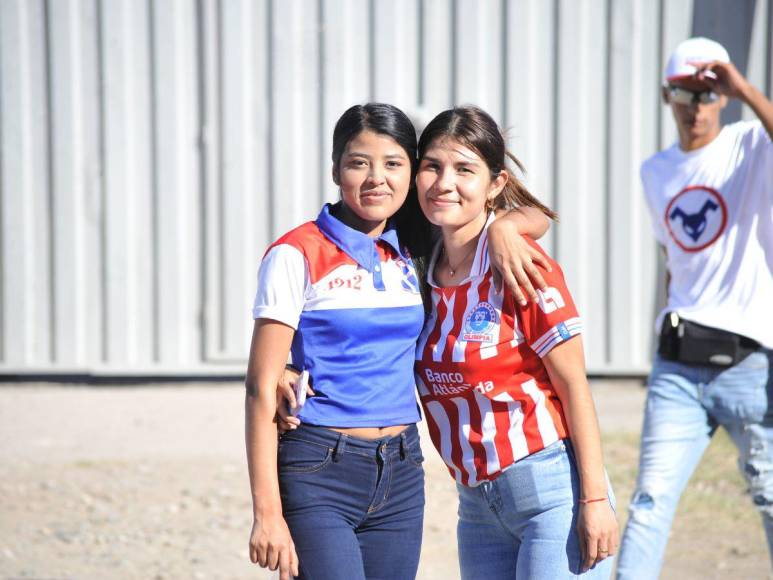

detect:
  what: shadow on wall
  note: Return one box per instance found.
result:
[691,0,757,124]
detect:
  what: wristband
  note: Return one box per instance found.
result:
[578,497,607,505]
[285,363,301,373]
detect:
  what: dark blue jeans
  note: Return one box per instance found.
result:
[278,423,425,580]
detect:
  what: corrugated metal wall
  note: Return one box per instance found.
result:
[1,0,771,376]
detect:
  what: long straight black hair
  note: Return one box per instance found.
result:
[332,103,434,261]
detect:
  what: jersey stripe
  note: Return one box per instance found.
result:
[429,291,452,362]
[475,392,502,475]
[492,392,529,462]
[451,397,479,487]
[514,380,545,454]
[452,280,477,362]
[437,396,468,486]
[416,291,440,359]
[445,282,470,361]
[521,378,560,444]
[489,398,515,469]
[531,317,582,357]
[424,399,461,483]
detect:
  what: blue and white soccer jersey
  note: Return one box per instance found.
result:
[253,204,425,427]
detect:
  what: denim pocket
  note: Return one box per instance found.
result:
[712,353,769,424]
[407,440,425,467]
[278,438,333,473]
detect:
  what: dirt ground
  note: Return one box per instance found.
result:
[0,380,770,579]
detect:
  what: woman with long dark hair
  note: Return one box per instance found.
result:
[414,105,617,578]
[246,103,550,580]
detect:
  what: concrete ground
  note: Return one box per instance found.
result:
[0,379,769,579]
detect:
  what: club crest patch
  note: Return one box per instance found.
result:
[664,185,727,252]
[463,301,498,342]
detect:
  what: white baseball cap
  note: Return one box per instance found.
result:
[664,37,730,82]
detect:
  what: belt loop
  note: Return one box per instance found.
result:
[399,432,407,460]
[333,434,347,462]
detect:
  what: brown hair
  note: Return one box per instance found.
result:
[417,105,557,220]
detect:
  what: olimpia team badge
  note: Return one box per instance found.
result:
[463,302,498,342]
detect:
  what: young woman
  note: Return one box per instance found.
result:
[245,103,550,580]
[413,106,618,578]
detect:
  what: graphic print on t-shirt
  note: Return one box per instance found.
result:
[664,185,727,252]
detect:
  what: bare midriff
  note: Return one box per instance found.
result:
[328,425,408,440]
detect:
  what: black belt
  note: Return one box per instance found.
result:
[658,312,760,367]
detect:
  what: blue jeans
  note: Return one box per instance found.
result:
[617,351,773,579]
[456,439,615,579]
[278,423,425,580]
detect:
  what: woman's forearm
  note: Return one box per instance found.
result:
[543,339,608,498]
[494,205,551,239]
[246,389,282,517]
[244,319,297,519]
[560,381,608,498]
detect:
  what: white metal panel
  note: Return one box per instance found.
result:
[322,0,371,203]
[47,0,95,366]
[1,0,52,366]
[1,0,771,376]
[270,0,321,236]
[204,0,266,361]
[659,0,694,149]
[373,0,420,112]
[150,0,201,365]
[607,0,661,370]
[505,0,558,245]
[453,0,505,119]
[100,0,155,366]
[745,0,770,121]
[419,0,454,121]
[554,0,610,371]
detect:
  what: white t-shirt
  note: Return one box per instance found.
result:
[641,120,773,348]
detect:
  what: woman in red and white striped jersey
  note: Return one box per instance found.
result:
[414,105,618,578]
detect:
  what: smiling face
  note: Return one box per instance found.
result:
[333,130,412,237]
[416,137,506,235]
[663,77,726,150]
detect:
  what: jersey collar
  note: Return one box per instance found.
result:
[315,203,408,272]
[427,213,495,288]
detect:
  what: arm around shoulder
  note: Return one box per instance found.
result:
[488,207,553,304]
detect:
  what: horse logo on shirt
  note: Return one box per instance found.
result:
[463,302,498,342]
[664,186,727,252]
[669,200,719,242]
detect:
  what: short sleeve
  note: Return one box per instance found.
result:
[518,261,582,358]
[640,163,668,245]
[252,244,308,329]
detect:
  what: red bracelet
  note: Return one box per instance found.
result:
[578,497,607,505]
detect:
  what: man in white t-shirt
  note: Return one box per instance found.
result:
[617,37,773,579]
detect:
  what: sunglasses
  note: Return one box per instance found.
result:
[667,85,720,105]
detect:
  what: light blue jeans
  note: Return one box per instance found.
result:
[617,351,773,579]
[456,439,615,579]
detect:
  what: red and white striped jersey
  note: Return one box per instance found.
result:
[414,215,581,487]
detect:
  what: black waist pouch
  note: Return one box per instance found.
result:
[658,312,760,367]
